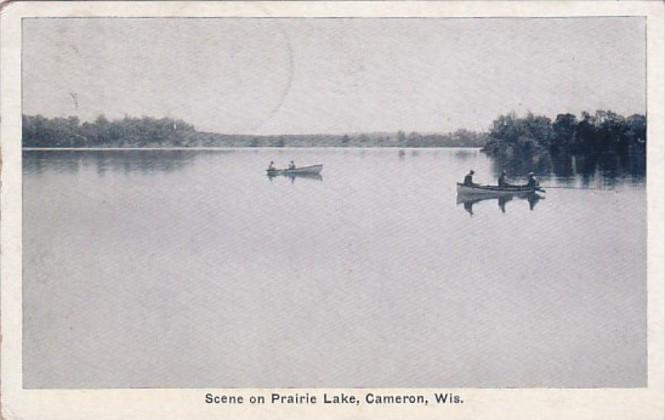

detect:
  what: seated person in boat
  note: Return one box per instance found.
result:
[267,161,276,171]
[498,170,512,188]
[463,170,477,186]
[526,172,539,188]
[288,161,296,170]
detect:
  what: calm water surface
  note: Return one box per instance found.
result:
[23,148,646,388]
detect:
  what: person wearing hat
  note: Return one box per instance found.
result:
[463,169,476,187]
[498,170,511,188]
[526,172,539,188]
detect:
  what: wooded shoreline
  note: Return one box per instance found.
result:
[23,110,646,159]
[21,115,487,148]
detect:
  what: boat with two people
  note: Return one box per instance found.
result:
[266,161,323,179]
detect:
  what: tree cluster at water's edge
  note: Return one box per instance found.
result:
[479,110,646,180]
[482,110,646,158]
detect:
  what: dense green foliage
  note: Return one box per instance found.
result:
[481,111,646,158]
[22,114,488,148]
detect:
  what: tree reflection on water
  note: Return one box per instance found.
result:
[23,150,204,176]
[489,150,646,185]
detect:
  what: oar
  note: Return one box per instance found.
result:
[541,185,613,191]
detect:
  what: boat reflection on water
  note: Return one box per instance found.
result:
[456,192,544,216]
[267,172,324,183]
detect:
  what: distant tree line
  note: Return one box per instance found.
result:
[22,114,488,148]
[481,110,646,158]
[25,111,643,153]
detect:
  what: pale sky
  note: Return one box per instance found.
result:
[23,17,645,135]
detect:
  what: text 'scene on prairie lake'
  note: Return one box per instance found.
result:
[204,392,462,406]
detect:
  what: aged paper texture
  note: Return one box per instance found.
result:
[2,1,664,419]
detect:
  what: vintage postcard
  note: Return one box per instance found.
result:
[1,1,663,419]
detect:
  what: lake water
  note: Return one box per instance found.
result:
[22,148,646,388]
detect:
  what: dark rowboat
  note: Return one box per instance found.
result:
[456,182,543,196]
[266,164,323,176]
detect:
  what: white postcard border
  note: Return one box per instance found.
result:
[2,2,663,419]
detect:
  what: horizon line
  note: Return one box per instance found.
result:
[22,146,484,151]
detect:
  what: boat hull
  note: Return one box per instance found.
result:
[456,183,539,196]
[266,164,323,176]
